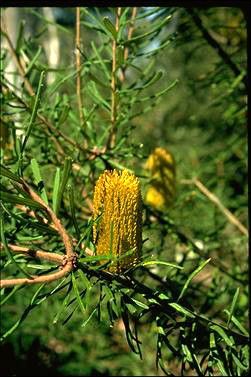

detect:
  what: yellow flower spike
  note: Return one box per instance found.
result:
[93,169,142,273]
[145,147,176,210]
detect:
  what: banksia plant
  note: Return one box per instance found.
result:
[145,147,176,211]
[93,169,142,273]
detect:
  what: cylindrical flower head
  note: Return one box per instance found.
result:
[145,147,176,210]
[93,169,142,273]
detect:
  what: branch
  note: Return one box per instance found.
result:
[0,181,76,288]
[181,178,248,237]
[0,243,63,263]
[187,8,247,89]
[76,7,87,149]
[106,7,121,150]
[120,7,137,83]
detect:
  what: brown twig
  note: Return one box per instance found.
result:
[180,177,248,237]
[0,243,64,264]
[0,180,75,288]
[106,7,121,150]
[76,7,87,149]
[120,7,137,83]
[0,21,35,97]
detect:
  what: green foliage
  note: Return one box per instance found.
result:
[0,6,248,376]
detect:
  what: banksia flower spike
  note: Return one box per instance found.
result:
[93,169,142,273]
[145,147,176,211]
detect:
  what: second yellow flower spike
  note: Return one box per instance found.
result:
[145,147,176,210]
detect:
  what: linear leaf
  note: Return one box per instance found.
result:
[21,70,45,153]
[232,352,248,371]
[0,190,45,210]
[168,302,195,318]
[140,260,183,269]
[227,287,240,327]
[130,297,149,310]
[25,46,42,76]
[68,184,80,239]
[53,282,72,324]
[223,310,249,336]
[124,15,171,44]
[210,324,234,347]
[81,307,97,327]
[54,157,72,216]
[31,158,48,205]
[177,258,211,302]
[0,164,23,183]
[71,272,86,317]
[0,284,24,306]
[103,17,117,40]
[58,104,71,125]
[52,167,60,214]
[0,216,33,279]
[134,79,178,103]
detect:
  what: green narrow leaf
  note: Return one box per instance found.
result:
[55,157,72,216]
[0,190,45,210]
[0,310,26,342]
[91,41,110,81]
[30,283,46,305]
[117,45,124,67]
[134,79,179,103]
[210,331,216,348]
[168,302,195,318]
[52,167,60,213]
[103,17,117,40]
[227,287,240,327]
[88,72,110,89]
[141,70,164,90]
[182,344,193,362]
[31,158,49,205]
[81,307,97,327]
[125,15,171,44]
[215,357,228,376]
[0,164,23,183]
[14,136,22,162]
[87,81,111,112]
[0,216,33,279]
[71,272,86,318]
[15,19,26,53]
[223,310,249,336]
[68,184,81,239]
[125,303,137,314]
[25,46,42,76]
[53,281,72,324]
[130,297,149,310]
[21,70,45,153]
[45,70,78,99]
[58,104,71,125]
[210,324,234,347]
[140,260,183,269]
[0,284,25,306]
[177,258,211,302]
[78,269,91,310]
[232,352,248,371]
